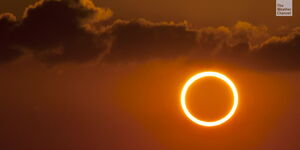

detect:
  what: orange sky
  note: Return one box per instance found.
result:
[111,60,299,150]
[0,58,299,150]
[0,0,299,150]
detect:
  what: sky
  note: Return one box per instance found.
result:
[0,0,299,150]
[1,0,300,28]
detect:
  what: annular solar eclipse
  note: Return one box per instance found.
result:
[180,71,239,127]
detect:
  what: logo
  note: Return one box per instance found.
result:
[276,0,293,16]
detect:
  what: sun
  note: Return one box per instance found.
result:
[180,71,239,127]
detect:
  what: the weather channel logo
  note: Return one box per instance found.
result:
[276,0,292,16]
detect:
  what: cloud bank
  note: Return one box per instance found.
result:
[0,0,299,70]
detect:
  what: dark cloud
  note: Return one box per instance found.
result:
[249,31,300,70]
[190,22,300,71]
[0,13,23,63]
[103,20,300,71]
[103,19,198,62]
[18,0,112,64]
[204,24,300,71]
[0,0,112,64]
[0,0,299,71]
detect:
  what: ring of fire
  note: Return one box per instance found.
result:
[180,71,239,127]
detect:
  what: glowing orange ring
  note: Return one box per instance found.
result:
[180,71,238,127]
